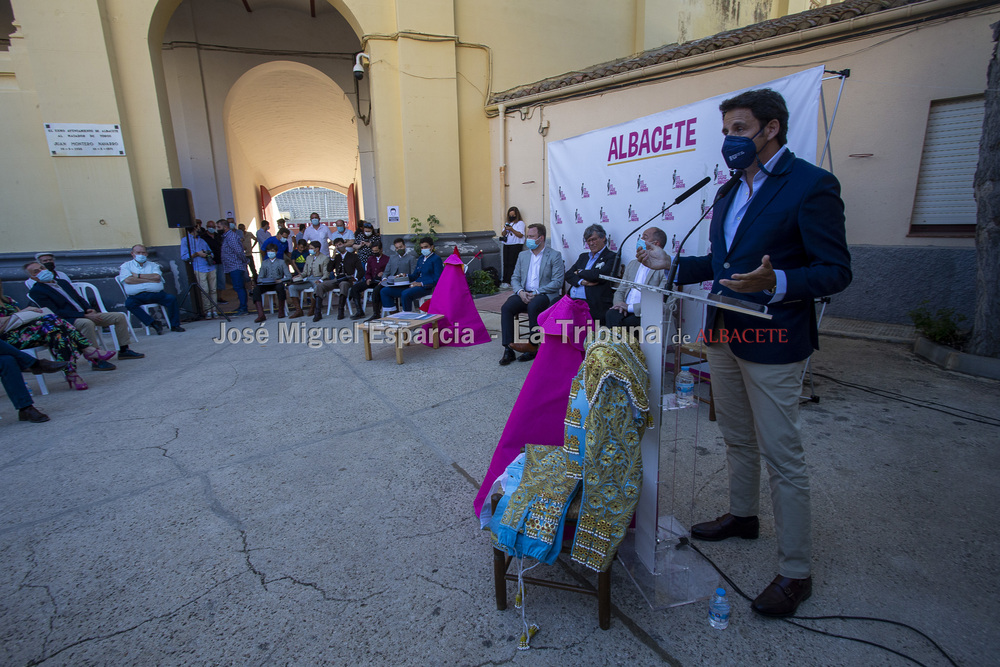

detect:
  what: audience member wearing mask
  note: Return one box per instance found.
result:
[118,245,185,334]
[303,212,336,257]
[349,239,389,320]
[252,246,292,323]
[25,261,142,369]
[221,220,250,314]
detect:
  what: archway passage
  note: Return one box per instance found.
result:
[225,60,360,227]
[159,0,369,226]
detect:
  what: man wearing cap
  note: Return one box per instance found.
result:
[23,253,71,289]
[118,245,185,335]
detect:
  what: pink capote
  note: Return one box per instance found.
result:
[473,296,594,524]
[423,249,491,347]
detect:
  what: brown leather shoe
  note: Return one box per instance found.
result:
[690,513,759,541]
[509,342,538,354]
[751,575,812,617]
[19,405,50,423]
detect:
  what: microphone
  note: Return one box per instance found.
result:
[671,176,711,206]
[609,176,712,277]
[665,171,743,290]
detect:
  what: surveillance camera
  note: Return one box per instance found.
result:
[353,52,369,81]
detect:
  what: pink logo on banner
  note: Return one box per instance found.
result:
[561,235,569,249]
[599,207,609,223]
[713,164,730,185]
[554,211,564,225]
[701,198,713,220]
[627,205,639,223]
[559,186,567,201]
[672,235,679,253]
[672,170,686,189]
[701,281,714,292]
[575,209,584,225]
[580,182,590,199]
[608,236,618,252]
[607,179,617,196]
[660,202,675,222]
[636,175,648,193]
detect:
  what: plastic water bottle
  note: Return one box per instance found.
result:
[675,366,695,407]
[709,588,730,629]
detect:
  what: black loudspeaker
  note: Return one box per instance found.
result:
[162,188,196,229]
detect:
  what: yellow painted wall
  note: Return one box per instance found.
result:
[1,0,918,256]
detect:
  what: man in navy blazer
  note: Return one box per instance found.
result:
[641,89,851,617]
[565,224,617,325]
[499,223,565,365]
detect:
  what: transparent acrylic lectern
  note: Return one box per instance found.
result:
[601,275,773,609]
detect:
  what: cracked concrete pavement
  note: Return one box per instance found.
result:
[1,305,998,666]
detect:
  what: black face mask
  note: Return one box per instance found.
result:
[42,261,56,271]
[396,248,406,257]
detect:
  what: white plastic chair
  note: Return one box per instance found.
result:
[73,282,122,350]
[362,288,374,314]
[261,292,286,316]
[113,277,171,335]
[21,347,50,396]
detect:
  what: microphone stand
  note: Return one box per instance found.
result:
[664,171,743,290]
[609,176,712,277]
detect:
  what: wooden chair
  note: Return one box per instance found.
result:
[675,340,716,421]
[490,492,613,630]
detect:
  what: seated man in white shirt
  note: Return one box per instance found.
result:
[605,226,669,329]
[23,252,71,289]
[118,245,185,335]
[499,224,565,365]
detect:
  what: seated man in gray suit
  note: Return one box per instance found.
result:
[499,223,565,365]
[605,226,668,329]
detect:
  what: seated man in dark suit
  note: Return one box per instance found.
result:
[0,339,67,423]
[605,226,668,329]
[25,262,144,370]
[565,223,616,325]
[499,224,565,365]
[317,237,364,320]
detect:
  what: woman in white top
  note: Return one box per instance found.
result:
[500,206,525,287]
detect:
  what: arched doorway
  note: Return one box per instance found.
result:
[156,0,373,226]
[224,60,361,230]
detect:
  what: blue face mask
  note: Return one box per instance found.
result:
[525,238,539,250]
[36,269,55,282]
[421,248,431,256]
[721,126,765,170]
[636,238,646,252]
[134,254,147,264]
[267,252,277,260]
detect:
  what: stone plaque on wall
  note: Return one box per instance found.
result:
[44,123,125,156]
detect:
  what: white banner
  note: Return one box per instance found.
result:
[547,66,824,285]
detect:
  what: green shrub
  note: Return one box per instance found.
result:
[909,301,968,349]
[467,269,498,295]
[410,214,441,243]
